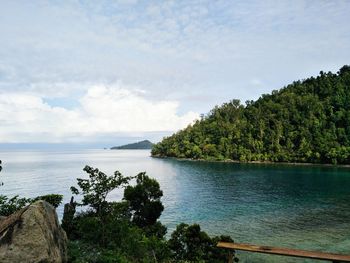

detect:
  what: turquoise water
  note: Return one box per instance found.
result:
[1,149,350,262]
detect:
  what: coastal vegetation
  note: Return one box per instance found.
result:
[65,165,232,262]
[152,66,350,164]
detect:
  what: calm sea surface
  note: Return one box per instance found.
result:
[1,149,350,262]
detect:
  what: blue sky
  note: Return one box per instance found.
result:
[0,0,349,145]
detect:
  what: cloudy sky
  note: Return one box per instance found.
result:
[0,0,349,145]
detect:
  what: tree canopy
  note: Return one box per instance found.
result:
[67,166,230,262]
[124,172,164,228]
[152,65,350,164]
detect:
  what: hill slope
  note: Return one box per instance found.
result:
[152,66,350,164]
[111,140,153,150]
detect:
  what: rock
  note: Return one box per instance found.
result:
[0,200,67,263]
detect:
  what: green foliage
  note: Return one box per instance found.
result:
[71,165,132,213]
[69,203,133,246]
[0,194,63,216]
[0,195,29,216]
[68,241,130,263]
[31,194,63,208]
[68,167,171,262]
[70,166,133,247]
[152,65,350,164]
[168,223,233,263]
[69,202,170,262]
[67,166,231,262]
[124,172,164,230]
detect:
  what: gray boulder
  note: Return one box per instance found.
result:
[0,200,67,263]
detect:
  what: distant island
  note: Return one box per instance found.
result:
[152,65,350,165]
[111,140,153,150]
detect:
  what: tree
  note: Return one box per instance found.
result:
[168,223,233,262]
[169,223,210,261]
[71,165,131,213]
[70,165,132,246]
[123,172,164,229]
[67,167,171,262]
[67,166,235,262]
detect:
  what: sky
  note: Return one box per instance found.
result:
[0,0,349,146]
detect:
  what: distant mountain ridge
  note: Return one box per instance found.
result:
[111,140,153,150]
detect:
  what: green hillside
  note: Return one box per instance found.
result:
[111,140,153,150]
[152,66,350,164]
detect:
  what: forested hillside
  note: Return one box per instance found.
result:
[111,140,153,149]
[152,66,350,164]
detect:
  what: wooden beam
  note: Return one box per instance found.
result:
[217,242,350,262]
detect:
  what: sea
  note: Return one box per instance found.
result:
[1,149,349,262]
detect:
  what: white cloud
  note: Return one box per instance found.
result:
[0,85,198,143]
[0,0,349,143]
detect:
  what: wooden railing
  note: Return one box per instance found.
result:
[217,241,350,263]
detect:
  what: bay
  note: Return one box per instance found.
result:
[0,149,350,262]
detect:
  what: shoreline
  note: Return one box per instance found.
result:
[151,155,350,168]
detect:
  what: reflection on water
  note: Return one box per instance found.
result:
[1,149,350,262]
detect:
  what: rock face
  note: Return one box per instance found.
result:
[0,200,67,263]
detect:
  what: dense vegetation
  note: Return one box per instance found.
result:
[64,165,232,262]
[152,66,350,164]
[111,140,154,150]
